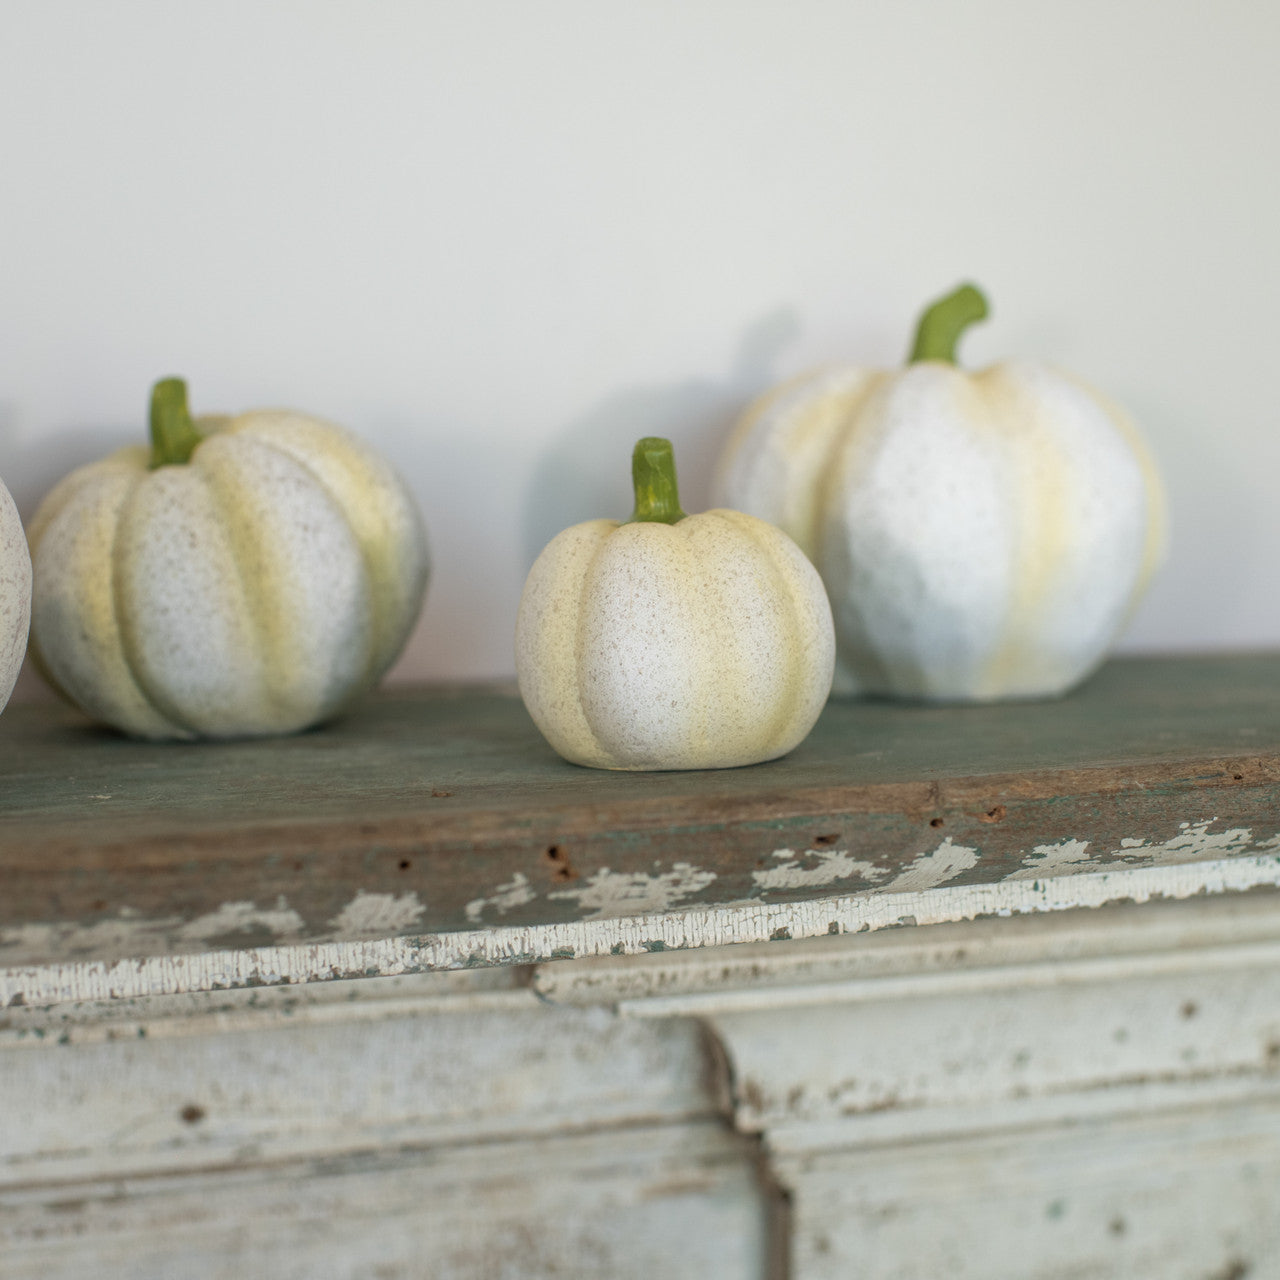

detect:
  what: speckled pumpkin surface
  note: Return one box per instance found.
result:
[0,477,32,714]
[714,285,1166,702]
[27,381,428,740]
[517,439,834,771]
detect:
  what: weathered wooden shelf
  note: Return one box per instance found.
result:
[2,653,1279,1004]
[6,655,1280,1279]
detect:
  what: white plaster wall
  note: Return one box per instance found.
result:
[0,0,1276,687]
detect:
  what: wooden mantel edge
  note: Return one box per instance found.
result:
[6,851,1280,1008]
[6,751,1279,865]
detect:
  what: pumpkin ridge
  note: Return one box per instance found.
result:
[236,420,417,690]
[197,439,328,730]
[718,509,813,753]
[108,470,194,739]
[570,526,617,768]
[973,366,1072,697]
[243,428,384,692]
[23,468,87,712]
[1058,371,1168,604]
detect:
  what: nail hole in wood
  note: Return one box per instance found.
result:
[980,805,1006,823]
[814,833,840,846]
[544,845,578,882]
[1234,774,1244,781]
[399,859,412,871]
[179,1104,206,1125]
[930,817,944,829]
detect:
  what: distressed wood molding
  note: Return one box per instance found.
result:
[2,654,1280,1004]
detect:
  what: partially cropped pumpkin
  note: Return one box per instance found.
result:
[517,437,834,770]
[0,474,32,714]
[714,285,1166,701]
[28,379,428,739]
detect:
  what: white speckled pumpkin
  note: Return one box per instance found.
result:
[516,437,834,771]
[714,285,1166,702]
[28,378,428,739]
[0,476,32,714]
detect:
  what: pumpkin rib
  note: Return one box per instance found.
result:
[758,513,835,756]
[565,524,616,769]
[234,417,426,689]
[196,436,360,733]
[32,465,189,740]
[22,470,85,715]
[239,427,383,690]
[109,469,199,739]
[701,510,808,759]
[518,519,614,769]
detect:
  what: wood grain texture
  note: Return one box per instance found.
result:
[2,655,1279,981]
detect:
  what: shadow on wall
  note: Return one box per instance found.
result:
[521,308,802,569]
[0,421,138,526]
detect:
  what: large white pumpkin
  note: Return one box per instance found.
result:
[28,378,428,739]
[0,475,32,714]
[517,437,834,770]
[714,285,1166,701]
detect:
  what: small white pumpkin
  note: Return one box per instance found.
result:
[28,378,428,739]
[0,475,32,713]
[516,437,834,771]
[714,285,1166,702]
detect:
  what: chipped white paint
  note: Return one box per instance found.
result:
[876,838,981,893]
[620,937,1280,1020]
[1010,819,1265,880]
[753,837,980,898]
[753,848,888,891]
[0,899,315,965]
[328,890,426,938]
[7,849,1280,1007]
[465,873,535,924]
[535,893,1280,1008]
[177,898,306,945]
[1008,838,1098,879]
[549,862,718,920]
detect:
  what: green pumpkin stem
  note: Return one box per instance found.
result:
[908,283,990,365]
[149,377,203,468]
[628,437,687,525]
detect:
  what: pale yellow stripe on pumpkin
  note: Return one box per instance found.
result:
[193,437,306,729]
[28,455,187,739]
[234,413,428,682]
[718,368,885,562]
[693,510,808,760]
[973,368,1072,699]
[807,371,892,571]
[746,513,835,753]
[516,519,617,769]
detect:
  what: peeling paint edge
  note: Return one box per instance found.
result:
[5,852,1280,1007]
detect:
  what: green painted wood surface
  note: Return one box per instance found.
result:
[1,654,1279,970]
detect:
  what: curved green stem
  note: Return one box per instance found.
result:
[149,377,203,468]
[908,283,989,365]
[627,437,687,525]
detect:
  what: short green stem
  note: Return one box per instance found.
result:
[628,437,687,525]
[149,377,203,468]
[908,283,989,365]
